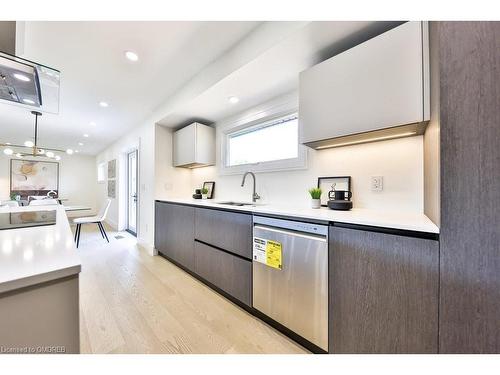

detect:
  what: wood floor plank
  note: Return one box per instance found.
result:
[102,249,224,353]
[76,225,308,354]
[79,263,126,353]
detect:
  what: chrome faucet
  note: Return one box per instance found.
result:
[241,171,260,203]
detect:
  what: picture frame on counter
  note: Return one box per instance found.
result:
[203,181,215,199]
[317,176,351,207]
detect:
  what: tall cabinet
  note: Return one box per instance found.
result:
[438,22,500,353]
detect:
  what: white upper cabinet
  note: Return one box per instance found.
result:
[173,123,215,168]
[299,21,429,149]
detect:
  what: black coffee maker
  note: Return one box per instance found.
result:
[327,183,353,211]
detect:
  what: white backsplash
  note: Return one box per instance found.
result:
[190,135,424,213]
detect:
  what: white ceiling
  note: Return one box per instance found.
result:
[157,21,401,129]
[0,21,260,154]
[0,21,400,156]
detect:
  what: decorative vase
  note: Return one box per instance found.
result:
[311,198,321,209]
[202,194,208,200]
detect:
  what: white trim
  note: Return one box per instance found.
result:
[104,217,118,230]
[97,162,106,183]
[218,92,307,175]
[138,239,157,256]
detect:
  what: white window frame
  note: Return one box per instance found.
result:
[97,162,106,183]
[220,108,307,175]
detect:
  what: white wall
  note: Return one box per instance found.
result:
[191,136,424,212]
[154,124,192,201]
[190,93,424,213]
[96,120,157,252]
[0,154,97,213]
[99,93,425,258]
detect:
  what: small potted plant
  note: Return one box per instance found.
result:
[201,187,209,199]
[308,187,322,209]
[309,188,321,208]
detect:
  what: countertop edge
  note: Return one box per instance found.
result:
[0,264,81,295]
[155,199,440,235]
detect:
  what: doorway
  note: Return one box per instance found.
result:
[127,149,138,236]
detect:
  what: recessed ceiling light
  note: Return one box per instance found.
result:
[89,122,96,126]
[22,98,35,105]
[83,134,89,138]
[15,153,23,158]
[46,151,55,158]
[3,148,13,155]
[55,155,61,161]
[75,150,79,153]
[125,51,139,62]
[5,142,11,145]
[24,140,34,147]
[66,149,74,155]
[99,101,109,108]
[228,96,239,104]
[13,73,30,82]
[78,142,84,146]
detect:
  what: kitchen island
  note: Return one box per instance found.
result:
[0,205,81,354]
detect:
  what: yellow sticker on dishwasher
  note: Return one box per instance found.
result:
[253,237,282,270]
[265,240,282,270]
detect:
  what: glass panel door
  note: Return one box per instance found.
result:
[127,150,138,236]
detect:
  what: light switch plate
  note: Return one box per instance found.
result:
[371,176,383,192]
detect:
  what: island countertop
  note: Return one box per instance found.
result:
[0,205,81,294]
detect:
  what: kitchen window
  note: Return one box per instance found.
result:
[222,112,307,174]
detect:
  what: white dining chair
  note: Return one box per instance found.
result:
[73,199,111,248]
[29,198,59,206]
[1,200,19,207]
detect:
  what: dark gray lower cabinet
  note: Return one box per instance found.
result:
[194,241,252,306]
[154,201,252,308]
[329,226,439,353]
[155,202,195,270]
[195,208,252,259]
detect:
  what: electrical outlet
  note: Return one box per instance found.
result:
[371,176,383,192]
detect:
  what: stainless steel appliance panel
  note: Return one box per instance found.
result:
[253,217,328,350]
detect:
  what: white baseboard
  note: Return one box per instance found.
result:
[137,238,157,256]
[104,218,118,231]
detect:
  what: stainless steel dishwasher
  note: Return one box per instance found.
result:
[252,215,328,351]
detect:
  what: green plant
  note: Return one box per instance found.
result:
[308,187,322,199]
[10,192,17,200]
[201,187,209,195]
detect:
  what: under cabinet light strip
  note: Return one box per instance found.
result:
[316,131,417,150]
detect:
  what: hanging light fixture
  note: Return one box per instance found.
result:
[0,111,70,159]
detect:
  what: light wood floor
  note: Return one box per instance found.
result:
[75,224,308,354]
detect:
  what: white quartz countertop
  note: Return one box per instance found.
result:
[158,198,440,234]
[0,205,81,294]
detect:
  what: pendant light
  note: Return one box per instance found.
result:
[0,111,71,159]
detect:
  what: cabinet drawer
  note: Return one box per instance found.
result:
[194,241,252,306]
[195,208,252,259]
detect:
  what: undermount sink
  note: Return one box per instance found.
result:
[215,201,263,207]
